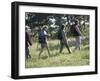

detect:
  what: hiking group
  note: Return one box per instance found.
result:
[25,20,82,59]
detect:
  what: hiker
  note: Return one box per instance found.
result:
[38,26,51,59]
[70,20,82,51]
[25,26,32,59]
[58,25,71,54]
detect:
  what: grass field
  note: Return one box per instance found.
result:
[25,39,89,68]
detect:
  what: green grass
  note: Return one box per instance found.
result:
[25,39,89,68]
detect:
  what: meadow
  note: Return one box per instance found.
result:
[25,38,89,68]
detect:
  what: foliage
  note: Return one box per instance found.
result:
[25,13,90,68]
[25,12,89,39]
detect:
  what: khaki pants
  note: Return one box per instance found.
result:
[75,36,81,49]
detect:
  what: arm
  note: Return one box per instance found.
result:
[44,31,48,38]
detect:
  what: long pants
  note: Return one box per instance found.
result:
[75,36,81,49]
[59,40,71,53]
[25,47,31,59]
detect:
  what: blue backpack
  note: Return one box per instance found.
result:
[38,31,46,43]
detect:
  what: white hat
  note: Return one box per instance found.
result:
[25,25,30,29]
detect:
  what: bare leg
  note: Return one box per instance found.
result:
[38,45,44,59]
[46,45,51,57]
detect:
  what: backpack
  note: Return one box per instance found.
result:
[38,31,46,43]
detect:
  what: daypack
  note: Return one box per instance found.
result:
[38,31,46,43]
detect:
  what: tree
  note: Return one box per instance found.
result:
[25,12,89,40]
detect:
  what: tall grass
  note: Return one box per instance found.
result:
[25,39,89,68]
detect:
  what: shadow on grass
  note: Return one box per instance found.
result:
[41,52,60,60]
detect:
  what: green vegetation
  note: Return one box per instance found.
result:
[26,12,89,39]
[25,39,89,68]
[25,13,90,68]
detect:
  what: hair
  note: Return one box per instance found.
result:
[43,26,47,30]
[75,20,79,25]
[61,25,64,30]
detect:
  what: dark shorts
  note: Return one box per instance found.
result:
[41,42,48,48]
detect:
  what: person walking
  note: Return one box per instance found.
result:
[58,25,71,54]
[38,26,51,59]
[70,20,82,51]
[25,26,32,59]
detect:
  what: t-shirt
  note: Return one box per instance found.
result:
[71,24,81,36]
[61,30,67,42]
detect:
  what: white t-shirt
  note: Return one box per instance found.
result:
[43,30,47,36]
